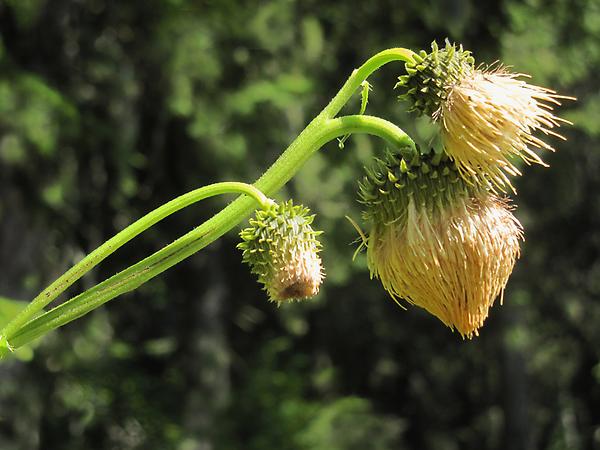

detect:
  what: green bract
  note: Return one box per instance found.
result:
[238,200,324,304]
[395,40,475,117]
[358,146,483,227]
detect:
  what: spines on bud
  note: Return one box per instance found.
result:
[238,200,324,304]
[358,145,484,228]
[395,40,475,117]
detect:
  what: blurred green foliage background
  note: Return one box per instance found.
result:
[0,0,599,449]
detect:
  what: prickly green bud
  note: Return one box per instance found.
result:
[238,200,324,304]
[395,40,474,117]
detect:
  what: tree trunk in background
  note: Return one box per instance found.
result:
[500,303,530,450]
[181,248,231,449]
[0,192,46,449]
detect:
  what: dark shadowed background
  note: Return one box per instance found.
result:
[0,0,599,449]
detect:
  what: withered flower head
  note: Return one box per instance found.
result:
[396,40,571,192]
[238,200,324,304]
[359,147,523,338]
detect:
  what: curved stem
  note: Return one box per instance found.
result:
[319,115,417,156]
[0,48,416,357]
[0,182,272,343]
[3,116,415,355]
[320,48,416,119]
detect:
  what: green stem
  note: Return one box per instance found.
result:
[4,115,415,354]
[0,182,272,342]
[320,48,415,118]
[318,115,417,157]
[0,48,416,356]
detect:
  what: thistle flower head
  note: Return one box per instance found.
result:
[238,200,324,304]
[359,148,523,338]
[396,40,571,192]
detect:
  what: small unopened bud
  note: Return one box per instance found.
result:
[396,40,572,192]
[359,148,523,338]
[238,200,324,304]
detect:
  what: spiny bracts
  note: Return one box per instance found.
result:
[238,200,324,304]
[395,40,474,118]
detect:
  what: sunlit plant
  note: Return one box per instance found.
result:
[0,40,573,358]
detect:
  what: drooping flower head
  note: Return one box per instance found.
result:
[359,146,523,338]
[396,40,571,192]
[238,200,324,304]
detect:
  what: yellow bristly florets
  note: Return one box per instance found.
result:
[359,147,523,338]
[368,195,522,338]
[396,40,571,192]
[440,67,569,192]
